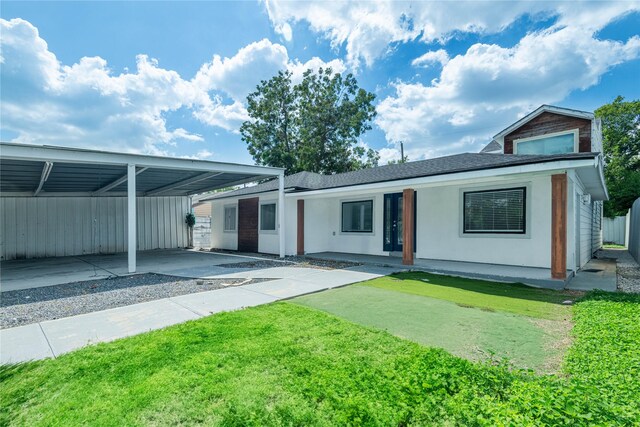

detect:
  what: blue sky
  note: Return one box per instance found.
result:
[1,1,639,165]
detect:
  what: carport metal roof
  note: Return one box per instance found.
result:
[0,142,287,271]
[0,142,283,197]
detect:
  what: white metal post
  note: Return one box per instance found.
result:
[127,163,137,273]
[278,171,285,258]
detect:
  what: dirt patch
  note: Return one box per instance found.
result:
[529,317,574,375]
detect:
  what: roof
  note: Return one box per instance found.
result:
[480,140,502,153]
[206,152,599,200]
[493,105,594,141]
[0,142,283,197]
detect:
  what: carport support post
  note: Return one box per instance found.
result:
[127,163,137,273]
[278,171,285,258]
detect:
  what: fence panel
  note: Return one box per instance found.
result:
[193,216,211,248]
[603,216,627,245]
[629,198,640,263]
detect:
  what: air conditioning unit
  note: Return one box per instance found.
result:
[581,194,591,204]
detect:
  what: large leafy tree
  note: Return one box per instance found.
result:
[240,68,378,175]
[595,96,640,217]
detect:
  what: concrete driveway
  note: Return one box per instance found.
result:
[1,262,397,364]
[1,249,273,292]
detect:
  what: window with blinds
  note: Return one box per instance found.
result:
[463,187,526,234]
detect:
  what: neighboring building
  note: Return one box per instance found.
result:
[205,105,607,282]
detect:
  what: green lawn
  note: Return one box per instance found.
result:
[1,281,639,425]
[293,285,565,372]
[364,272,578,320]
[603,243,626,249]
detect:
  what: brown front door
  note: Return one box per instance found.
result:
[238,197,259,252]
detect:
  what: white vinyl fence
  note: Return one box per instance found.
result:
[603,215,627,245]
[193,216,211,248]
[629,198,640,263]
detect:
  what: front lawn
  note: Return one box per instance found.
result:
[1,287,639,425]
[293,285,566,372]
[365,272,579,320]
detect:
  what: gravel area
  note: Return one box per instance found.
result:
[614,252,640,294]
[597,249,640,294]
[207,248,362,270]
[1,274,272,329]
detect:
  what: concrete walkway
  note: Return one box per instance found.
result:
[0,265,397,364]
[565,257,617,292]
[308,252,567,289]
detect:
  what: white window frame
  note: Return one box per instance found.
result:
[458,183,531,239]
[223,204,237,233]
[340,197,375,235]
[513,128,579,154]
[259,201,278,234]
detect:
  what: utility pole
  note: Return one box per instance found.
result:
[400,142,405,163]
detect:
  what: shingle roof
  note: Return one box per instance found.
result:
[480,140,502,153]
[204,152,597,200]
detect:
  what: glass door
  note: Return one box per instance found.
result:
[383,192,416,252]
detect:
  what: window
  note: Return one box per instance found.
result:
[342,200,373,233]
[514,130,577,154]
[260,203,276,231]
[464,187,526,234]
[223,206,236,231]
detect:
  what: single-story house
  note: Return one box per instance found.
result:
[206,105,608,282]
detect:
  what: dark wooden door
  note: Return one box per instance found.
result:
[238,197,259,252]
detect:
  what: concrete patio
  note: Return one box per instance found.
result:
[307,252,569,289]
[0,249,281,292]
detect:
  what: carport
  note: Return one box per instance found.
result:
[0,142,285,274]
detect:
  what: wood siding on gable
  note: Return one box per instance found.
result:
[504,112,592,154]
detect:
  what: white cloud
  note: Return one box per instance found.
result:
[412,49,449,68]
[263,0,558,69]
[377,12,640,158]
[1,18,344,155]
[193,39,289,101]
[378,147,402,164]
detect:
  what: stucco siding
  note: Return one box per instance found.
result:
[415,176,552,268]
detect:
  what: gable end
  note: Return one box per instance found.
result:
[503,112,592,154]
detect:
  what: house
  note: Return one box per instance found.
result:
[205,105,608,284]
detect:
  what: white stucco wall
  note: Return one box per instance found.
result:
[209,195,294,255]
[210,171,591,269]
[414,176,552,268]
[210,199,239,251]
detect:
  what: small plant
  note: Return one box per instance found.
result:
[185,212,196,228]
[185,212,196,248]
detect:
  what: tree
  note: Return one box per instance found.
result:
[387,155,409,165]
[595,96,640,217]
[240,68,378,175]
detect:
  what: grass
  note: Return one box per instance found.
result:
[293,285,564,372]
[1,280,639,425]
[603,243,626,249]
[364,271,579,320]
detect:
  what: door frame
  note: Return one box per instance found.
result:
[383,191,417,252]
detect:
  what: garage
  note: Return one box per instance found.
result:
[0,142,285,274]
